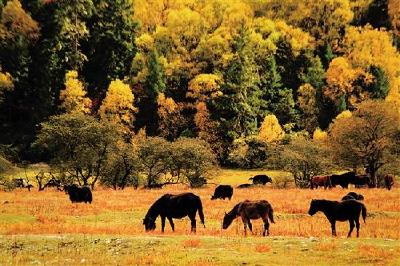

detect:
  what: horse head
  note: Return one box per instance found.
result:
[143,216,156,231]
[308,199,319,216]
[222,211,235,229]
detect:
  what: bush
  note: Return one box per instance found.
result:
[227,137,269,168]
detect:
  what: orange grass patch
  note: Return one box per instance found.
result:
[0,187,399,239]
[183,238,201,248]
[255,244,271,253]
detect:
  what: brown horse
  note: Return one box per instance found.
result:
[308,199,367,237]
[311,175,332,189]
[222,200,274,236]
[384,174,395,190]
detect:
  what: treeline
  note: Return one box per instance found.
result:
[0,0,400,172]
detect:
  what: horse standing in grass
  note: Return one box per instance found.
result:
[143,193,205,233]
[384,174,395,190]
[341,192,364,201]
[222,200,274,236]
[310,175,332,189]
[308,199,367,237]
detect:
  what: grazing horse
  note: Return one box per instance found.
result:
[341,192,364,201]
[249,175,272,185]
[237,184,253,189]
[308,199,367,237]
[330,172,356,188]
[352,175,371,188]
[310,175,332,189]
[384,174,395,190]
[211,185,233,200]
[222,200,274,236]
[143,193,205,233]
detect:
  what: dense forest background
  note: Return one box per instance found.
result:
[0,0,399,172]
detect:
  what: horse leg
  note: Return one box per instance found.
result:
[347,220,355,238]
[189,214,196,233]
[355,219,360,238]
[247,220,253,234]
[167,217,175,231]
[263,219,270,236]
[161,216,166,233]
[241,217,248,236]
[330,220,337,237]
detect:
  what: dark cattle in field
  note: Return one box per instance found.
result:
[211,185,233,200]
[310,175,331,189]
[249,175,272,185]
[352,175,371,188]
[342,192,364,201]
[330,172,356,188]
[237,183,252,189]
[384,174,395,190]
[64,184,92,203]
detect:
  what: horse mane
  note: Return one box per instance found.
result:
[145,194,171,219]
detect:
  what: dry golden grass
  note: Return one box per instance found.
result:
[0,184,399,239]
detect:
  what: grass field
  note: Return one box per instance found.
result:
[0,169,399,265]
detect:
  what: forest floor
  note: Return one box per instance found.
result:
[0,169,399,265]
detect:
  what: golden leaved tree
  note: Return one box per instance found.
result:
[98,79,136,133]
[258,114,285,143]
[59,70,91,114]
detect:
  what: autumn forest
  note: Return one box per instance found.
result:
[1,0,400,188]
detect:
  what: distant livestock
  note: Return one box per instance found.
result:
[249,175,272,185]
[64,184,92,203]
[330,172,357,188]
[308,199,367,237]
[211,185,233,200]
[310,175,331,189]
[223,200,274,236]
[384,174,395,190]
[143,193,205,233]
[341,192,364,201]
[237,184,252,189]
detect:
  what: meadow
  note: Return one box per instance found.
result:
[0,169,399,265]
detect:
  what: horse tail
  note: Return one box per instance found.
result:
[361,204,367,224]
[196,196,205,227]
[268,205,275,224]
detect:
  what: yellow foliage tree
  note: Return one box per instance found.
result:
[0,69,13,103]
[388,0,400,39]
[297,83,319,132]
[187,74,223,101]
[59,70,91,114]
[258,114,285,143]
[313,128,328,141]
[98,79,136,133]
[334,110,352,121]
[157,92,182,139]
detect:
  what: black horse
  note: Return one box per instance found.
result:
[222,200,274,236]
[342,192,364,201]
[249,175,272,185]
[143,193,205,233]
[237,184,252,189]
[330,172,356,188]
[308,199,367,237]
[211,185,233,200]
[64,184,92,203]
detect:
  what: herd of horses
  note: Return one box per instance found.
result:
[10,172,394,237]
[143,189,368,238]
[311,172,394,190]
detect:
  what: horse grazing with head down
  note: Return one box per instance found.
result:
[143,193,205,233]
[310,175,332,189]
[222,200,274,236]
[384,174,395,190]
[342,192,364,201]
[308,199,367,237]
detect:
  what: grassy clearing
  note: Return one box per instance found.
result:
[0,169,399,265]
[0,235,399,266]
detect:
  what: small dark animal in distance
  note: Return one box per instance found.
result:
[342,192,364,201]
[237,184,252,189]
[249,175,272,185]
[64,184,92,203]
[211,185,233,200]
